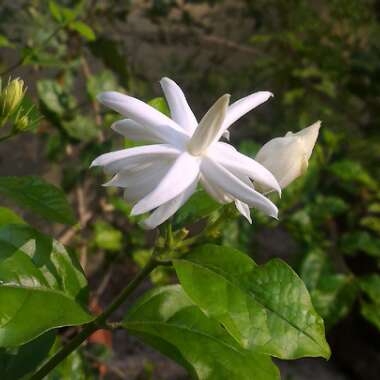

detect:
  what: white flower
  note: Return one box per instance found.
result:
[255,121,321,191]
[91,77,281,229]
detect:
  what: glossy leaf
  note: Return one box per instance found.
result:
[0,176,76,225]
[123,285,279,380]
[173,244,330,359]
[0,224,93,347]
[0,331,55,380]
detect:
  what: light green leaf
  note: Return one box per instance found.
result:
[69,21,96,41]
[173,244,330,359]
[86,70,118,100]
[124,285,279,380]
[0,224,93,347]
[0,207,25,227]
[0,35,13,48]
[49,1,63,23]
[37,79,76,116]
[93,220,123,252]
[359,276,380,330]
[0,176,76,225]
[0,331,55,380]
[148,97,170,116]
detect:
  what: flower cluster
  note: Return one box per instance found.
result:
[92,78,320,229]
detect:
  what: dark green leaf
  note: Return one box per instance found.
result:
[0,331,56,380]
[341,231,380,258]
[174,190,222,226]
[124,285,279,380]
[62,115,99,142]
[0,176,76,225]
[299,249,358,329]
[0,224,93,347]
[173,244,330,359]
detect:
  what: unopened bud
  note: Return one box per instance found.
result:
[1,78,26,117]
[14,115,29,132]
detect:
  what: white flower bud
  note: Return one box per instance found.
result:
[255,121,321,191]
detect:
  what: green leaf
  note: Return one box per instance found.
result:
[124,285,279,380]
[62,115,99,142]
[0,207,25,227]
[0,224,93,347]
[0,176,76,225]
[0,35,13,48]
[359,275,380,330]
[174,190,222,226]
[86,70,118,100]
[173,244,330,359]
[340,231,380,258]
[93,220,123,252]
[46,342,90,380]
[148,97,170,116]
[37,79,76,117]
[69,21,96,41]
[0,331,56,380]
[49,1,63,23]
[299,249,358,328]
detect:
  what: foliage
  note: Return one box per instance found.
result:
[0,0,379,379]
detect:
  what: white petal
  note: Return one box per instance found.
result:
[200,175,233,204]
[141,180,198,229]
[187,94,230,155]
[255,121,321,190]
[289,120,321,160]
[103,160,172,188]
[208,142,281,195]
[90,144,180,175]
[201,157,278,218]
[111,119,188,148]
[216,91,273,140]
[131,152,200,215]
[97,91,186,135]
[160,77,198,134]
[235,200,252,223]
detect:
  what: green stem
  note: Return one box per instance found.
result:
[30,256,158,380]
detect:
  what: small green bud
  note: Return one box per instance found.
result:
[0,78,26,117]
[14,115,29,132]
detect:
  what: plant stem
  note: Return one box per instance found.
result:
[30,256,158,380]
[0,132,16,143]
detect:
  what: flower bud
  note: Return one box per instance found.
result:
[14,115,29,132]
[255,121,321,191]
[0,78,26,117]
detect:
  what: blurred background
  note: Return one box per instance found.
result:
[0,1,379,379]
